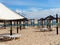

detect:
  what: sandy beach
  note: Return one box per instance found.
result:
[0,1,60,45]
[0,26,60,45]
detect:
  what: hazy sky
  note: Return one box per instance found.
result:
[0,0,60,19]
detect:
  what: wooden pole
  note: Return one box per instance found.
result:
[33,19,35,26]
[10,21,12,35]
[56,14,58,35]
[19,21,21,30]
[17,20,18,33]
[47,20,48,28]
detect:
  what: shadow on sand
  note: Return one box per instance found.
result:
[0,37,14,42]
[33,30,53,32]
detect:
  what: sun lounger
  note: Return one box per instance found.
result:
[40,28,49,31]
[0,34,21,40]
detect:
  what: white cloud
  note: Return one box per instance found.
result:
[16,9,23,13]
[16,8,60,19]
[27,8,42,12]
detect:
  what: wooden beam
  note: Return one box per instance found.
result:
[10,21,12,35]
[56,14,58,35]
[19,21,22,30]
[47,20,48,28]
[17,21,18,33]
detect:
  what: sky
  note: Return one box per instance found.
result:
[0,0,60,19]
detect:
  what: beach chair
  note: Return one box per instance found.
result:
[40,28,49,31]
[0,34,21,40]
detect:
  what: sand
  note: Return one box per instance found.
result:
[0,26,60,45]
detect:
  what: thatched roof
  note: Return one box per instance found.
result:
[0,3,24,21]
[38,18,45,21]
[45,15,55,20]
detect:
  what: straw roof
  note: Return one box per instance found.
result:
[0,3,24,20]
[38,18,45,21]
[45,15,55,20]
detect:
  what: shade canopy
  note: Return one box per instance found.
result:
[0,3,24,20]
[38,18,45,21]
[45,15,55,20]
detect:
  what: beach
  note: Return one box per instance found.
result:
[0,1,60,45]
[0,26,60,45]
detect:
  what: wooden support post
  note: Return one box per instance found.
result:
[10,21,12,35]
[47,20,48,28]
[56,14,58,35]
[31,20,32,26]
[17,21,18,33]
[19,21,21,30]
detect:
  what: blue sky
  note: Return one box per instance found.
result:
[0,0,60,19]
[1,0,60,10]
